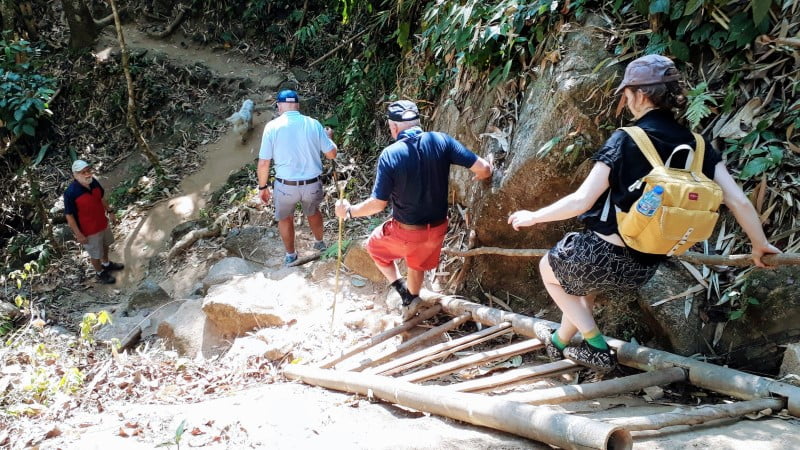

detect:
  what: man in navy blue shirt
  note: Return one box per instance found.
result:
[335,100,492,318]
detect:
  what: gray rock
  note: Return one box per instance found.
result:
[343,239,387,283]
[95,311,150,344]
[128,279,170,311]
[780,343,800,379]
[53,224,74,243]
[637,261,704,355]
[259,72,288,91]
[157,299,228,358]
[201,257,262,292]
[223,227,271,264]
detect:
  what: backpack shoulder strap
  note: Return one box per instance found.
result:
[620,126,664,169]
[690,132,706,174]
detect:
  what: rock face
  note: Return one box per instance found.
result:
[201,257,262,292]
[223,226,278,266]
[710,266,800,373]
[128,279,171,311]
[158,299,228,358]
[428,17,618,302]
[202,272,320,337]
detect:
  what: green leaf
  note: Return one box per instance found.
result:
[537,137,562,158]
[669,40,690,61]
[729,309,745,320]
[33,143,51,166]
[739,156,774,179]
[649,0,670,14]
[750,0,772,26]
[747,297,760,305]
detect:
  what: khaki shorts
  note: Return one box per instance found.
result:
[84,227,114,260]
[273,180,324,221]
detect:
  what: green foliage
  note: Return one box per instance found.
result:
[0,39,56,138]
[158,419,188,449]
[684,82,717,130]
[295,13,333,44]
[321,239,351,260]
[79,311,112,344]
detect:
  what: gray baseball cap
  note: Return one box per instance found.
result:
[72,159,91,172]
[614,54,680,94]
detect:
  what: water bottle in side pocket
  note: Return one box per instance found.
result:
[636,185,664,217]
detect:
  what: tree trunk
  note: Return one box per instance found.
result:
[18,1,37,39]
[62,0,100,49]
[1,0,17,36]
[107,0,162,174]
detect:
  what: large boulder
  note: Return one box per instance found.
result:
[343,239,385,283]
[202,271,322,338]
[127,279,170,311]
[201,257,262,292]
[157,299,228,358]
[637,261,705,355]
[427,16,618,303]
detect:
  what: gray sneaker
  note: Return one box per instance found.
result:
[533,322,563,361]
[313,240,327,252]
[562,342,617,372]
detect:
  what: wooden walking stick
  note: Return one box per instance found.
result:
[331,171,347,332]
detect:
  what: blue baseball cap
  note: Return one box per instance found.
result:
[276,90,299,103]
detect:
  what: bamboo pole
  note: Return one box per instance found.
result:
[318,305,442,369]
[441,246,800,267]
[606,397,785,431]
[353,312,471,371]
[445,360,579,393]
[398,339,543,383]
[502,367,687,405]
[428,294,800,416]
[370,322,513,376]
[284,365,632,450]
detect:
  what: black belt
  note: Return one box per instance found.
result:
[275,176,320,186]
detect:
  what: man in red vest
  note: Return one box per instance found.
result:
[64,160,124,284]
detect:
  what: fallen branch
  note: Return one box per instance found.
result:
[441,247,800,267]
[146,4,188,39]
[167,211,232,259]
[94,7,128,27]
[289,252,321,267]
[308,29,369,68]
[0,302,23,321]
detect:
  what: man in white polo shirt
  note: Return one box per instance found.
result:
[257,90,338,265]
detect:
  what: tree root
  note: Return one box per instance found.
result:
[146,5,188,39]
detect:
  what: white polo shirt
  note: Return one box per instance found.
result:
[258,111,336,180]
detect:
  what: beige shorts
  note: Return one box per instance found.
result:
[84,227,114,259]
[273,180,324,221]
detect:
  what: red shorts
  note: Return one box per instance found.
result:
[366,219,448,271]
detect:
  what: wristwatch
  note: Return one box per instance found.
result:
[258,184,269,190]
[346,207,352,220]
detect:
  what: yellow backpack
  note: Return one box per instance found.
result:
[609,126,723,256]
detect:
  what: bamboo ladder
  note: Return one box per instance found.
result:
[285,292,800,450]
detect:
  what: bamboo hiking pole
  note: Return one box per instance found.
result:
[331,173,348,332]
[442,247,800,267]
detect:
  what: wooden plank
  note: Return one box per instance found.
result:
[502,367,687,405]
[369,322,513,376]
[353,313,471,371]
[444,360,580,392]
[398,338,543,383]
[607,397,785,431]
[318,305,442,369]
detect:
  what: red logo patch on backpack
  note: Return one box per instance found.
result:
[688,192,699,201]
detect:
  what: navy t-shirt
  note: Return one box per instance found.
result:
[371,127,478,225]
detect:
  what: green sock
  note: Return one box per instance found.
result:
[583,328,609,351]
[551,332,568,350]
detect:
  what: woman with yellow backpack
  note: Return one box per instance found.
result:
[508,54,781,371]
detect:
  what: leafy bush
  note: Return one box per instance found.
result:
[0,39,56,139]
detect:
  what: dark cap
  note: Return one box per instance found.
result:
[386,100,420,122]
[614,54,680,94]
[276,89,299,103]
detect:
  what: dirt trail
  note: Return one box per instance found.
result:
[96,26,275,289]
